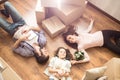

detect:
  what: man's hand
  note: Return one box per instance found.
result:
[19,33,30,41]
[22,27,31,34]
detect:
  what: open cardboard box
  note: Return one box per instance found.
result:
[0,57,22,80]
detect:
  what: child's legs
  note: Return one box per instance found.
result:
[4,1,24,23]
[0,18,11,34]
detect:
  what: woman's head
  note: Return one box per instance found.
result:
[62,25,78,49]
[66,34,77,43]
[55,47,72,60]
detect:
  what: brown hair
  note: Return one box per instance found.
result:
[62,25,78,49]
[54,47,73,60]
[34,50,49,64]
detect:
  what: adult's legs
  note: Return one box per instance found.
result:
[102,30,120,54]
[0,1,26,35]
[4,1,24,23]
[0,18,12,34]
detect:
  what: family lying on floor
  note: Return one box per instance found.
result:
[0,1,120,80]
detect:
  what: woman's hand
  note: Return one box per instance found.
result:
[71,60,77,65]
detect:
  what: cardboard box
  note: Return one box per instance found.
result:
[61,0,86,6]
[41,0,59,8]
[0,57,22,80]
[49,4,86,25]
[41,0,86,7]
[35,0,45,24]
[42,16,66,38]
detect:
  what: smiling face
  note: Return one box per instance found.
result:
[58,48,66,59]
[41,47,49,57]
[66,35,76,43]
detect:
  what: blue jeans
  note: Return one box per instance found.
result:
[0,1,25,36]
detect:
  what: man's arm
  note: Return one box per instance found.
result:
[23,26,41,33]
[13,34,30,48]
[29,26,41,31]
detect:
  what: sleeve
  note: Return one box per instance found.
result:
[64,61,71,72]
[48,57,55,67]
[12,42,34,57]
[38,30,47,48]
[78,44,84,51]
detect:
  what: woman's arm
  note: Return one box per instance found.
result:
[71,49,90,65]
[84,18,94,33]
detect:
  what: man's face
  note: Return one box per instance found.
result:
[41,47,49,57]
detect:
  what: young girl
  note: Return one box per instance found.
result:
[44,47,72,80]
[62,18,120,54]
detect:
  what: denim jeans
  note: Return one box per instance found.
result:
[0,1,25,36]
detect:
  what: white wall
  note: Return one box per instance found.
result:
[88,0,120,21]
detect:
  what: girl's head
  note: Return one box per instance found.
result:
[62,25,78,49]
[55,47,72,60]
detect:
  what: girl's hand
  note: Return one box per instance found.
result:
[57,70,65,77]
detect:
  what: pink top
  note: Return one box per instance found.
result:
[77,31,104,50]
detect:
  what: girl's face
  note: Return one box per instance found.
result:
[58,48,66,59]
[66,35,76,43]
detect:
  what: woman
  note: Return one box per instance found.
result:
[62,18,120,54]
[0,1,49,64]
[44,47,72,80]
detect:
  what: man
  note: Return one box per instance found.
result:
[0,1,49,64]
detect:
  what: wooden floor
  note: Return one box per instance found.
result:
[0,0,120,80]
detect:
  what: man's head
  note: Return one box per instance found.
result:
[34,47,49,64]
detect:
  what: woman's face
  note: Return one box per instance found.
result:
[66,35,76,43]
[58,48,66,59]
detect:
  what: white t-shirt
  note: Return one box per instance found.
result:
[77,31,104,50]
[13,26,38,46]
[44,57,71,80]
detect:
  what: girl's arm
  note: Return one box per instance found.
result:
[23,26,41,33]
[48,67,70,77]
[48,67,59,73]
[71,49,90,65]
[60,72,70,77]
